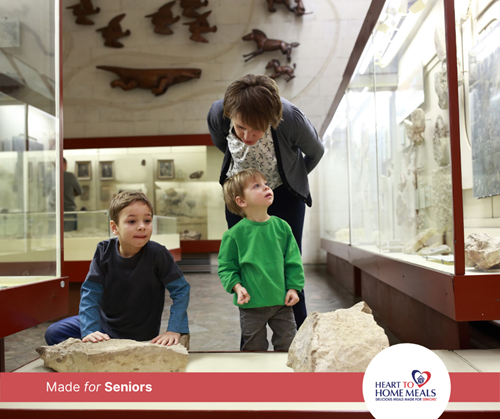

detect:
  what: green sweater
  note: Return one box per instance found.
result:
[218,216,305,308]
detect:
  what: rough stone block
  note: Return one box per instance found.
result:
[36,338,189,372]
[287,302,389,372]
[465,232,500,270]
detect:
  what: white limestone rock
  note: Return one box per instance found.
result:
[36,338,189,372]
[434,25,447,63]
[465,233,500,270]
[403,227,438,254]
[286,302,389,372]
[434,66,449,110]
[404,108,426,146]
[433,116,450,166]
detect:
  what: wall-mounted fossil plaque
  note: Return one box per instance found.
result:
[145,1,180,35]
[96,14,130,48]
[242,29,299,62]
[266,59,296,82]
[66,0,100,25]
[183,11,217,43]
[96,66,202,96]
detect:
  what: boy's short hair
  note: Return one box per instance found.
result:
[223,74,282,132]
[110,191,154,224]
[223,168,267,217]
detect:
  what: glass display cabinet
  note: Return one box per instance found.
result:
[0,0,65,371]
[320,0,500,349]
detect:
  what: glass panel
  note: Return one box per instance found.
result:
[320,98,350,243]
[0,0,60,285]
[347,38,378,248]
[64,146,226,242]
[458,0,500,274]
[373,0,454,273]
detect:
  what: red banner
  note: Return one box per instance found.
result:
[0,373,498,403]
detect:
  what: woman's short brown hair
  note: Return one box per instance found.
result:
[109,191,154,224]
[223,168,267,217]
[223,74,282,132]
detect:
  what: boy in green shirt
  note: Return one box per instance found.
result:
[218,168,305,351]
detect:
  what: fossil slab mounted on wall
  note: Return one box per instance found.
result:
[287,302,389,372]
[96,66,202,96]
[145,1,180,35]
[431,165,452,231]
[67,0,100,25]
[36,338,189,372]
[96,14,131,48]
[433,115,449,166]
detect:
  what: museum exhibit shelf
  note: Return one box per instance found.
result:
[0,0,65,372]
[319,0,500,349]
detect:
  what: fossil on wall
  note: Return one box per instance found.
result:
[266,59,296,82]
[145,1,180,35]
[95,66,202,96]
[180,0,209,18]
[431,165,452,232]
[242,29,300,62]
[96,14,130,48]
[67,0,100,25]
[183,11,217,43]
[433,115,449,166]
[267,0,311,16]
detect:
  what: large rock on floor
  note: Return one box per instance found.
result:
[465,232,500,270]
[36,338,189,372]
[287,302,389,372]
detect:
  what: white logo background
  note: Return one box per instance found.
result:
[362,343,451,419]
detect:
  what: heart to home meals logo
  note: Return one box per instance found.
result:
[362,344,451,419]
[412,370,431,388]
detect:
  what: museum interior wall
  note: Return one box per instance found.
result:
[57,0,372,263]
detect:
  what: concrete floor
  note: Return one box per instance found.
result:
[3,264,399,372]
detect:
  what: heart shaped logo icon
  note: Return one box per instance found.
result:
[412,370,431,388]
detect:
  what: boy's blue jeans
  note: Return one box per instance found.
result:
[44,315,106,345]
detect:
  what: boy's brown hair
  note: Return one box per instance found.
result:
[223,168,267,217]
[109,191,154,224]
[223,74,282,132]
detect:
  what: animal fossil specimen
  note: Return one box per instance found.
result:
[96,14,130,48]
[145,1,180,35]
[96,66,202,96]
[183,11,217,43]
[180,0,209,18]
[433,115,449,166]
[266,59,296,82]
[267,0,311,16]
[66,0,100,25]
[242,29,299,62]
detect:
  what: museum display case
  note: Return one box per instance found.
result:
[63,145,226,243]
[0,0,66,371]
[320,0,500,348]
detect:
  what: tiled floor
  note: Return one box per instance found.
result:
[3,264,400,372]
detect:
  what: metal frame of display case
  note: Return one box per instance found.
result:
[0,0,68,371]
[320,0,500,349]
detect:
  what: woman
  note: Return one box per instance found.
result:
[207,74,324,330]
